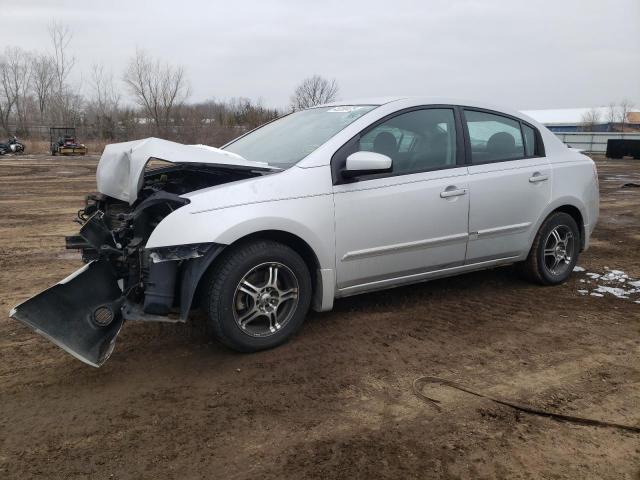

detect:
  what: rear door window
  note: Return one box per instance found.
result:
[464,110,525,163]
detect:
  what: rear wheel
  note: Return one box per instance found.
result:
[203,240,312,352]
[521,212,580,285]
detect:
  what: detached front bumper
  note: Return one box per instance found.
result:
[10,260,124,367]
[10,243,225,367]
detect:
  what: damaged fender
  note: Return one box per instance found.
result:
[141,242,225,320]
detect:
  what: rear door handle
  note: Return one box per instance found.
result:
[440,187,467,198]
[529,173,549,183]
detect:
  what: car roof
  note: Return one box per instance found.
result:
[320,96,540,125]
[319,96,407,107]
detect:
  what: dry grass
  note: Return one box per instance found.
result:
[21,138,110,156]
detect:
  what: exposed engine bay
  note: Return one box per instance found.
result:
[67,163,259,313]
[10,139,275,367]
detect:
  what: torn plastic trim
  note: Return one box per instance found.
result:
[119,190,190,223]
[141,242,224,321]
[59,262,91,283]
[9,259,125,367]
[123,300,184,323]
[178,244,225,320]
[80,211,122,252]
[147,242,213,263]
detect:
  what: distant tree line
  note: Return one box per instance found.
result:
[0,22,340,146]
[580,99,636,132]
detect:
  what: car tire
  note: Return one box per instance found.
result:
[521,212,580,285]
[203,239,312,352]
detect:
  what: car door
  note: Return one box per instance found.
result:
[332,107,470,293]
[463,109,552,263]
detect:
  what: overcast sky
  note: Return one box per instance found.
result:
[5,0,640,110]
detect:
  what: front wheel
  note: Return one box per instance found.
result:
[203,240,312,352]
[521,212,580,285]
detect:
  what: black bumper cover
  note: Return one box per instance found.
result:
[10,260,124,367]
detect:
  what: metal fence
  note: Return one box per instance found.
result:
[553,132,640,154]
[6,123,250,149]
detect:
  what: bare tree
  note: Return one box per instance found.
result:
[0,47,32,134]
[49,21,75,93]
[580,108,601,132]
[0,58,16,134]
[290,74,339,111]
[89,64,120,138]
[619,98,635,132]
[48,21,79,124]
[123,49,190,133]
[30,53,56,123]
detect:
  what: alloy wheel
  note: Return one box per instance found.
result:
[543,225,574,276]
[232,262,299,337]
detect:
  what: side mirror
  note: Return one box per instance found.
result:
[343,151,392,178]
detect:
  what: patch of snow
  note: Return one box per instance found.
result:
[575,267,640,302]
[573,266,585,272]
[594,286,629,298]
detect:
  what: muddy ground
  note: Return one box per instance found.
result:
[0,155,639,479]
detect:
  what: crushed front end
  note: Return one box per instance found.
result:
[10,141,270,366]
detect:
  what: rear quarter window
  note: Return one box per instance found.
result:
[522,124,536,157]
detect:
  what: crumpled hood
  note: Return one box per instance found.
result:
[96,137,270,204]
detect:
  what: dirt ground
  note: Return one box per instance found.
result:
[1,154,639,479]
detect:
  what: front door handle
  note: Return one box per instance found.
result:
[440,187,467,198]
[529,173,549,183]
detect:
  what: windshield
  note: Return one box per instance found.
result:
[224,105,377,169]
